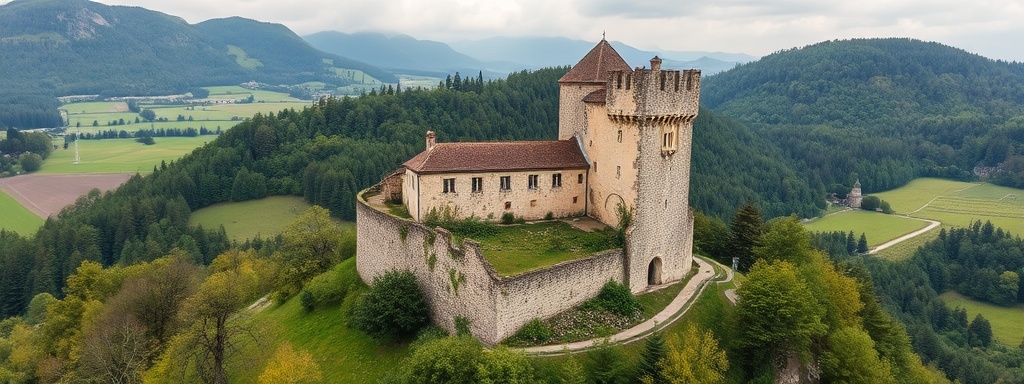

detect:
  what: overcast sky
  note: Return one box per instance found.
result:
[84,0,1024,61]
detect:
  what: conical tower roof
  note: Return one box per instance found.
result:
[559,39,631,84]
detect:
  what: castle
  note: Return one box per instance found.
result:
[356,40,701,345]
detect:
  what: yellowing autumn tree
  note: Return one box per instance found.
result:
[659,324,728,384]
[258,342,321,384]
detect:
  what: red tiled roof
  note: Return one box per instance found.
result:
[558,39,631,84]
[404,140,589,174]
[583,89,607,104]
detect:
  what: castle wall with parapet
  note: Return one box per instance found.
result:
[357,192,627,345]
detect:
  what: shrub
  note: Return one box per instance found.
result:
[592,280,642,317]
[544,211,554,220]
[501,212,516,224]
[350,269,430,340]
[299,290,316,312]
[303,258,361,308]
[509,318,552,345]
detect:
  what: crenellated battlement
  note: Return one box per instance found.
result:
[604,58,701,120]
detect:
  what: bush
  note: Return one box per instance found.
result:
[591,280,642,317]
[17,152,42,172]
[510,318,552,345]
[350,269,430,340]
[301,254,361,309]
[300,290,316,312]
[501,212,516,224]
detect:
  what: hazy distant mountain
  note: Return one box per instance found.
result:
[304,31,493,77]
[449,36,755,75]
[0,0,395,99]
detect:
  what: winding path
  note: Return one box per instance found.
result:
[521,256,732,355]
[869,217,941,254]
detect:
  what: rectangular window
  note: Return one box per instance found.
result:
[578,173,584,184]
[500,176,511,191]
[662,125,678,153]
[528,175,539,190]
[471,177,483,193]
[616,166,621,179]
[552,173,562,188]
[443,178,456,193]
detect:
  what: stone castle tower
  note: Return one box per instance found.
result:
[848,180,863,208]
[558,40,701,293]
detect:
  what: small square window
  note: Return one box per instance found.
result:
[471,177,483,193]
[500,176,511,191]
[552,173,562,188]
[504,201,512,210]
[530,200,537,207]
[443,178,456,193]
[573,196,578,204]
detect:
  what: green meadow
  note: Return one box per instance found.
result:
[874,178,1024,234]
[803,209,930,247]
[940,291,1024,345]
[0,189,43,236]
[189,196,354,242]
[40,136,210,174]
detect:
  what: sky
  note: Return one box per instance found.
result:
[76,0,1024,61]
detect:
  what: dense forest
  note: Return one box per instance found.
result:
[704,38,1024,192]
[858,222,1024,383]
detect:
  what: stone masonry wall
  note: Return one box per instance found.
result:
[408,169,588,222]
[357,192,628,345]
[608,65,700,293]
[493,249,625,338]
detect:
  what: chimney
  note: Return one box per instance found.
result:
[425,131,436,150]
[650,56,662,71]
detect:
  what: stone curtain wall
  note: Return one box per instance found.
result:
[494,249,625,338]
[357,192,627,345]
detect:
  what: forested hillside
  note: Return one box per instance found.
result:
[704,38,1024,192]
[0,0,393,128]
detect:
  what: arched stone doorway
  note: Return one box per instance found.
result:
[648,257,663,286]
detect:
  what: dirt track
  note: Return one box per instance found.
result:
[0,173,131,218]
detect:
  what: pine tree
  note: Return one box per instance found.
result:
[637,332,667,383]
[846,231,856,255]
[729,202,763,271]
[857,233,869,254]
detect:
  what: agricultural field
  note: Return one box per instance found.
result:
[398,74,443,89]
[41,136,210,174]
[940,291,1024,345]
[61,86,310,135]
[189,196,354,242]
[874,178,1024,234]
[803,209,930,247]
[0,189,44,235]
